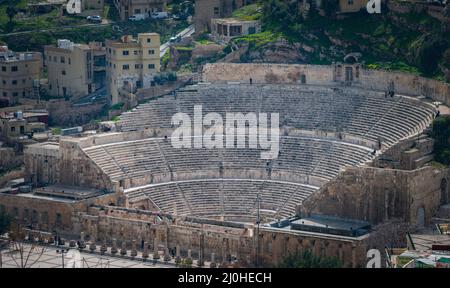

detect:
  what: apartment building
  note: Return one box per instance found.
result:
[44,40,106,99]
[0,46,42,107]
[106,33,161,104]
[113,0,166,20]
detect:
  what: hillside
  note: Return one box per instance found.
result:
[225,1,450,82]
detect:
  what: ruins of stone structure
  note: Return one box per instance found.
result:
[0,63,448,267]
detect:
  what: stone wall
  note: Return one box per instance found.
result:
[302,166,449,226]
[76,207,370,267]
[202,63,450,106]
[24,143,60,186]
[58,138,114,190]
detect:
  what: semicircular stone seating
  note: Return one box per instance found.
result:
[84,84,436,221]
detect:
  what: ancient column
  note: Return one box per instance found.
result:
[111,239,118,255]
[153,238,160,260]
[89,241,96,252]
[164,247,171,262]
[79,231,86,249]
[210,253,217,268]
[120,242,127,256]
[100,239,107,255]
[142,241,149,260]
[130,240,137,258]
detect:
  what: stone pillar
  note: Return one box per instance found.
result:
[142,241,149,260]
[198,233,204,267]
[100,239,107,255]
[210,253,217,268]
[89,241,96,252]
[79,232,86,249]
[130,240,137,258]
[120,242,127,256]
[164,247,171,262]
[153,238,160,260]
[175,245,181,265]
[111,239,118,255]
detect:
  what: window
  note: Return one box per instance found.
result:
[12,92,18,97]
[2,80,5,85]
[348,0,354,5]
[1,66,6,72]
[214,7,219,15]
[123,50,129,56]
[134,50,138,55]
[147,38,151,43]
[148,49,155,55]
[61,70,66,75]
[148,64,155,69]
[11,66,18,72]
[135,64,142,69]
[10,127,16,133]
[60,56,65,63]
[123,64,129,70]
[12,80,17,85]
[68,58,71,65]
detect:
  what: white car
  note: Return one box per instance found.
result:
[87,15,102,23]
[151,12,168,20]
[129,14,147,21]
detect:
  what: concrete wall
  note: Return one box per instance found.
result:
[302,166,450,226]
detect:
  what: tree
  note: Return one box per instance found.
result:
[415,34,448,76]
[6,1,17,24]
[277,250,342,268]
[2,223,48,268]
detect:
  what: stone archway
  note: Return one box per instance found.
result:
[441,179,449,205]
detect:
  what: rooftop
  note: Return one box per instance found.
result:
[271,214,371,237]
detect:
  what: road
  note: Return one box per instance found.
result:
[160,25,195,57]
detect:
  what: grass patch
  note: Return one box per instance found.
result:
[232,31,282,49]
[232,4,262,21]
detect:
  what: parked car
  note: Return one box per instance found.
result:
[129,14,147,21]
[87,15,102,23]
[151,12,168,20]
[169,36,182,43]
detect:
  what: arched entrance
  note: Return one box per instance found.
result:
[441,179,448,205]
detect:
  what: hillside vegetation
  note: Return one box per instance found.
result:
[228,1,450,81]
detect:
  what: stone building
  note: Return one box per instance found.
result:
[113,0,166,20]
[106,33,161,104]
[211,18,261,42]
[44,40,106,100]
[0,46,42,107]
[0,110,48,143]
[194,0,256,34]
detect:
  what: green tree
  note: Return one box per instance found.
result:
[415,34,448,76]
[277,250,342,268]
[6,1,17,24]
